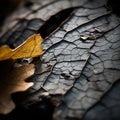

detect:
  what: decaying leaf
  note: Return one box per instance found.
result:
[0,34,43,61]
[0,60,35,114]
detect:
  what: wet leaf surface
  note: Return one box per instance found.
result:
[0,0,120,120]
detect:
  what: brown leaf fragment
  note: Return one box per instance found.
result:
[0,60,35,114]
[80,34,90,40]
[80,34,96,40]
[93,27,102,33]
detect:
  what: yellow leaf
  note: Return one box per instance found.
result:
[0,34,43,61]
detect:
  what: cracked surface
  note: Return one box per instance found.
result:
[0,0,120,120]
[83,79,120,120]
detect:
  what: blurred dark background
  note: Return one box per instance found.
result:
[107,0,120,16]
[0,0,120,28]
[0,0,25,26]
